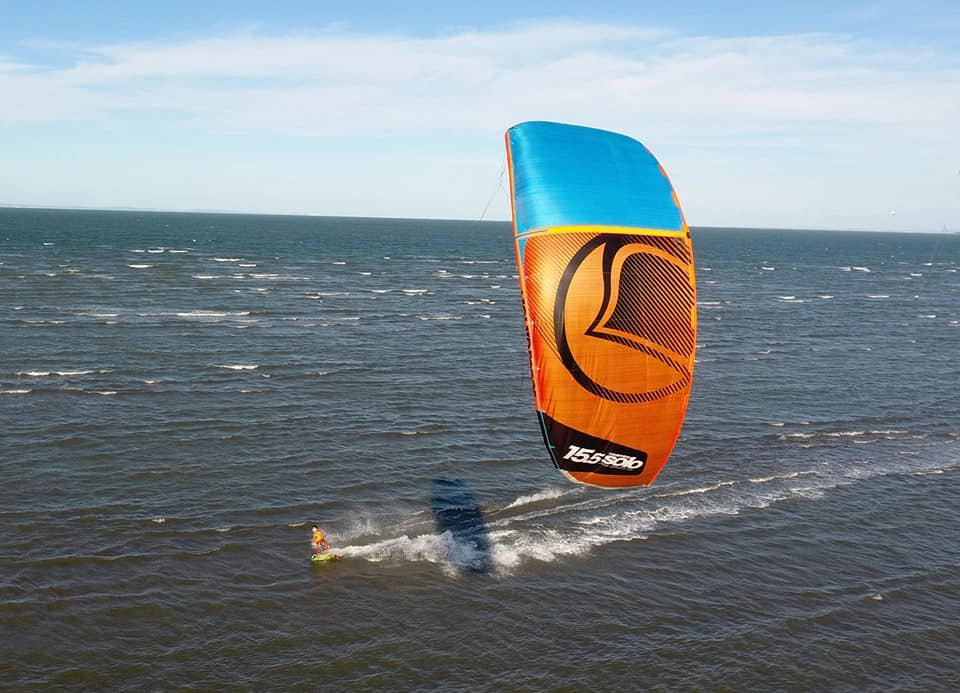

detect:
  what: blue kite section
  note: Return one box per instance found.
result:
[507,121,683,237]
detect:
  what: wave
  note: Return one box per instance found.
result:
[418,314,462,321]
[214,364,258,371]
[328,442,959,576]
[503,487,571,510]
[14,369,101,378]
[175,311,251,319]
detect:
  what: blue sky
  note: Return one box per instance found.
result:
[2,1,958,230]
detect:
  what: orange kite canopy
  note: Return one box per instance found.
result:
[505,121,697,488]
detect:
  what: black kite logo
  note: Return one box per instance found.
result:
[554,234,694,404]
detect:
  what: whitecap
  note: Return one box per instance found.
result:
[662,480,737,497]
[419,314,461,321]
[2,389,31,395]
[214,364,258,370]
[748,471,812,483]
[180,310,249,319]
[128,264,152,269]
[213,257,241,262]
[504,487,570,510]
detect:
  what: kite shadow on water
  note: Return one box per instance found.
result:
[430,478,493,575]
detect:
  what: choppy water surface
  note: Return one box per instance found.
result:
[1,209,958,689]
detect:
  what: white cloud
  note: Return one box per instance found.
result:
[4,23,958,136]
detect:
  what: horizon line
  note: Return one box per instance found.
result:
[0,204,954,235]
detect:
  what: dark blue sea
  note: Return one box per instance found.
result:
[2,208,958,690]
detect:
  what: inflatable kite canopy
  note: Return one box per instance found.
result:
[505,121,697,488]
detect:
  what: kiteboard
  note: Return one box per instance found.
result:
[311,552,340,564]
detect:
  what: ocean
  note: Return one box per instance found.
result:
[1,208,958,690]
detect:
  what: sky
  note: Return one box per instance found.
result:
[1,0,958,231]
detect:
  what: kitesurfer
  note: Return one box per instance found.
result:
[311,526,330,553]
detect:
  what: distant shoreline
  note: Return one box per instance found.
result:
[0,204,954,235]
